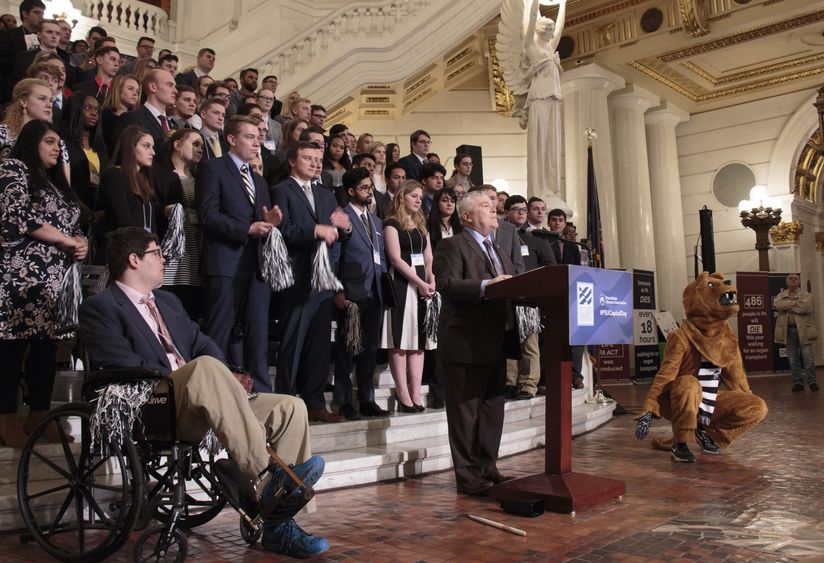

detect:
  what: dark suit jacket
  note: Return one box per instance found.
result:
[433,230,515,365]
[339,205,386,304]
[153,161,184,207]
[551,236,582,265]
[73,79,110,105]
[332,184,390,220]
[65,139,108,211]
[196,154,271,280]
[269,177,344,291]
[516,226,557,271]
[397,153,424,181]
[201,131,229,161]
[79,283,226,375]
[175,70,197,88]
[12,47,74,88]
[97,166,165,235]
[114,104,174,150]
[0,27,28,102]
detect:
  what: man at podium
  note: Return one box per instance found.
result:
[433,190,520,495]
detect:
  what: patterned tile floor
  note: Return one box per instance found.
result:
[2,373,822,562]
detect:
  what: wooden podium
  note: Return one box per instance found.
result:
[486,265,625,513]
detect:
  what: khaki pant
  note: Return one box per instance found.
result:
[169,356,312,480]
[505,333,540,396]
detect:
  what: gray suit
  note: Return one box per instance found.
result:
[495,220,525,275]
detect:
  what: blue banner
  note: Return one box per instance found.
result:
[568,265,633,345]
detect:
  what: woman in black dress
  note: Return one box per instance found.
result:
[379,180,436,412]
[63,92,109,228]
[0,120,87,448]
[96,124,169,259]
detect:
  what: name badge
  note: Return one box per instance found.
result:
[373,249,381,265]
[410,253,424,267]
[263,140,277,152]
[89,171,100,187]
[520,244,530,257]
[25,35,40,51]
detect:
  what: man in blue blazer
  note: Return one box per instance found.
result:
[197,115,281,392]
[270,141,353,423]
[332,168,390,420]
[79,227,329,558]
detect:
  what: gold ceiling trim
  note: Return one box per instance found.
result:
[488,38,514,117]
[628,60,824,102]
[682,53,824,86]
[566,0,648,28]
[794,129,823,205]
[657,10,824,63]
[678,0,710,38]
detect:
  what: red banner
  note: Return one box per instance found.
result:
[736,272,773,372]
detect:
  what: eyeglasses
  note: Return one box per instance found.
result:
[257,95,274,102]
[141,248,163,259]
[416,139,432,146]
[311,113,326,119]
[509,207,528,214]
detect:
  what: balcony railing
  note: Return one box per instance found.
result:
[81,0,169,41]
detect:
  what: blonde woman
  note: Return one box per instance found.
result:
[101,75,140,151]
[380,180,436,413]
[0,79,57,158]
[370,141,387,194]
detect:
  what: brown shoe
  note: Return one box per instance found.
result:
[308,408,343,423]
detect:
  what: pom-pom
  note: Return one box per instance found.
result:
[90,381,157,456]
[423,291,441,345]
[161,203,186,260]
[261,228,295,291]
[311,242,343,292]
[344,301,364,356]
[516,305,542,342]
[56,261,82,330]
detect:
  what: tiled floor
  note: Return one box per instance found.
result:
[3,374,822,562]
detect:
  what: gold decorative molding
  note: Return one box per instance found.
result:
[488,38,514,117]
[659,10,824,63]
[681,53,824,87]
[770,221,804,245]
[815,232,824,253]
[566,0,649,28]
[794,129,823,204]
[678,0,710,38]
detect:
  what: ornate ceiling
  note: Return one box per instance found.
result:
[329,0,824,122]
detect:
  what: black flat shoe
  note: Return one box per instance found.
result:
[397,402,418,414]
[414,404,425,412]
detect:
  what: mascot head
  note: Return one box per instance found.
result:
[683,272,739,321]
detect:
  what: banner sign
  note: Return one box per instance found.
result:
[568,266,633,345]
[736,272,773,372]
[596,344,631,381]
[633,270,660,380]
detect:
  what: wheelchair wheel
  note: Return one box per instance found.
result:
[17,402,144,562]
[133,524,187,562]
[239,515,262,544]
[146,449,227,529]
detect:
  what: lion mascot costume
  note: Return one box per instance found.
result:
[635,272,768,462]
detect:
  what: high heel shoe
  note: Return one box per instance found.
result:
[414,404,425,412]
[397,402,418,414]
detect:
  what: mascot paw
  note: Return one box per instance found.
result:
[651,437,672,451]
[634,412,653,440]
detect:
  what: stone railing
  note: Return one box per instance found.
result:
[236,0,502,108]
[80,0,169,41]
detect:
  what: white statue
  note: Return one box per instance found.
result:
[497,0,566,205]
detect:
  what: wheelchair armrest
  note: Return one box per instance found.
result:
[86,367,165,383]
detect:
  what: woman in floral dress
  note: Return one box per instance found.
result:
[0,120,87,448]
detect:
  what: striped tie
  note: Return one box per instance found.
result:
[240,164,255,204]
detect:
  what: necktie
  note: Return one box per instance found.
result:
[210,135,222,158]
[361,212,374,246]
[51,96,59,113]
[158,114,170,133]
[240,164,255,204]
[483,239,504,277]
[303,183,315,213]
[139,295,185,369]
[100,84,108,101]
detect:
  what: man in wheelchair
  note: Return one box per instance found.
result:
[79,227,329,558]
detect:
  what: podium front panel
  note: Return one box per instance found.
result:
[568,266,633,345]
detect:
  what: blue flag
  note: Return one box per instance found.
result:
[586,144,604,268]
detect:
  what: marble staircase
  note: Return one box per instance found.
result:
[0,366,616,531]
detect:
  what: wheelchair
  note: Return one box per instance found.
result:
[16,270,314,562]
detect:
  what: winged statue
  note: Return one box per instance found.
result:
[496,0,567,199]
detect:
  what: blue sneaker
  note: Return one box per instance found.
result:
[262,518,329,558]
[260,455,325,524]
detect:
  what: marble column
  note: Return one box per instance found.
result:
[608,84,660,272]
[561,64,625,268]
[645,101,689,320]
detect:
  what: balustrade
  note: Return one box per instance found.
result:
[81,0,169,41]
